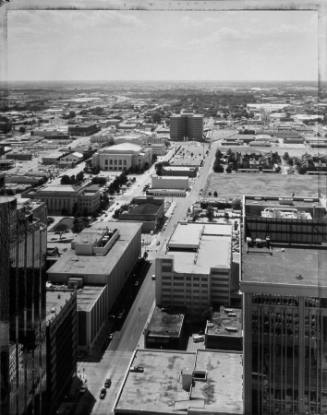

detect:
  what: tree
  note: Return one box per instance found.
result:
[76,171,84,183]
[55,223,69,240]
[60,175,71,185]
[213,191,218,197]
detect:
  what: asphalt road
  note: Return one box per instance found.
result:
[77,140,218,415]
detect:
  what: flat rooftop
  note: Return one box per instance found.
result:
[123,200,163,216]
[245,195,323,211]
[76,285,107,313]
[241,242,327,295]
[115,349,243,415]
[147,307,184,338]
[165,223,232,274]
[46,289,74,324]
[190,350,243,414]
[163,166,196,171]
[47,221,141,278]
[206,307,242,338]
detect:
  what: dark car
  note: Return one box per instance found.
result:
[104,378,111,388]
[99,388,106,399]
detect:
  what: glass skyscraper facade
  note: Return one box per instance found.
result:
[0,197,47,415]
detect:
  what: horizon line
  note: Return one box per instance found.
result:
[1,79,321,84]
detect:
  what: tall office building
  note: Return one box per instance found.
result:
[241,195,327,415]
[0,197,47,415]
[170,113,203,141]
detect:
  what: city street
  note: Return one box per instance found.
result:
[77,140,218,415]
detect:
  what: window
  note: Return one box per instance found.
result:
[105,159,108,165]
[109,159,113,164]
[119,160,122,165]
[123,160,127,165]
[114,160,117,165]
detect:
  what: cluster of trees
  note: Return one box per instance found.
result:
[60,171,84,185]
[91,176,107,186]
[214,149,282,173]
[108,171,128,194]
[283,152,327,174]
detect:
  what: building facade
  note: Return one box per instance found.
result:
[241,195,327,415]
[170,113,203,141]
[156,223,232,317]
[28,183,100,215]
[47,222,142,313]
[118,197,165,233]
[0,197,47,415]
[93,142,153,172]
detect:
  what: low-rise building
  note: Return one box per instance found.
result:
[27,182,100,215]
[118,197,165,233]
[6,151,33,161]
[205,306,242,351]
[162,165,198,177]
[58,151,83,168]
[46,288,77,415]
[151,175,189,190]
[93,142,153,172]
[114,349,243,415]
[68,123,100,136]
[156,223,233,317]
[144,307,185,349]
[47,222,142,312]
[42,151,65,165]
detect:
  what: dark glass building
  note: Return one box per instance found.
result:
[0,197,47,415]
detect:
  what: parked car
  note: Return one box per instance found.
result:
[80,384,87,394]
[104,378,111,388]
[99,388,106,399]
[151,274,156,280]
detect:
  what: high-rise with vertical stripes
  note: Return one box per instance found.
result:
[241,195,327,415]
[0,197,47,415]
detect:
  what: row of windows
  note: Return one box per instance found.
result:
[104,159,127,165]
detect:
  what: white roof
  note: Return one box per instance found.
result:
[100,142,142,154]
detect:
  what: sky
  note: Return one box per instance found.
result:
[6,10,319,82]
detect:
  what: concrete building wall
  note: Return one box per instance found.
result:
[156,259,231,317]
[106,227,141,311]
[78,285,108,351]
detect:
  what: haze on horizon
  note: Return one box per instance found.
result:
[7,10,319,83]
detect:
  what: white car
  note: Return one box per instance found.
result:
[151,274,156,280]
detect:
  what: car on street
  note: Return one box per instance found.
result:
[130,366,144,373]
[99,388,107,399]
[104,378,111,388]
[79,384,87,394]
[151,274,156,280]
[108,333,113,340]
